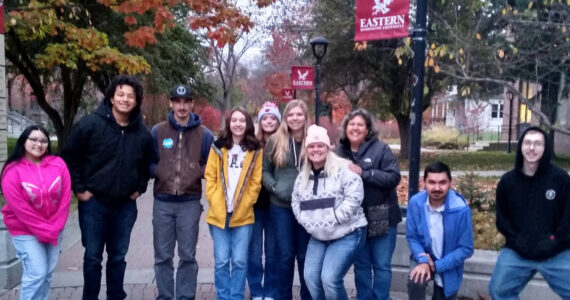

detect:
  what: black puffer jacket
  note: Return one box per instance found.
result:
[335,138,402,236]
[62,100,152,204]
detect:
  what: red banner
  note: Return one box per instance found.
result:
[0,3,4,34]
[281,89,294,102]
[291,66,314,90]
[354,0,410,41]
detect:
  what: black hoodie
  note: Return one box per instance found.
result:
[495,126,570,260]
[62,97,152,204]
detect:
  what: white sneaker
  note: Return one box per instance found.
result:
[264,298,275,300]
[252,297,263,300]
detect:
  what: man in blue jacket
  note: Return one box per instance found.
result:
[406,161,474,300]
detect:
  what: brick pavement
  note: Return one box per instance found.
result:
[0,181,407,300]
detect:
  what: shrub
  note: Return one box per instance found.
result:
[422,124,467,149]
[457,172,495,213]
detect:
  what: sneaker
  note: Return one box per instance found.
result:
[252,297,263,300]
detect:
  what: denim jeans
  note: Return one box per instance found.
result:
[153,199,202,300]
[354,226,397,300]
[247,209,278,299]
[208,214,253,300]
[269,203,311,300]
[304,227,366,300]
[11,234,63,300]
[407,259,456,300]
[489,248,570,299]
[78,197,138,300]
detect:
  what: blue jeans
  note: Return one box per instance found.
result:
[269,203,311,300]
[247,209,278,299]
[209,214,253,300]
[11,234,63,300]
[78,198,138,300]
[489,248,570,299]
[304,227,366,300]
[153,199,202,300]
[354,226,397,300]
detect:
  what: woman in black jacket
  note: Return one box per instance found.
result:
[335,109,401,300]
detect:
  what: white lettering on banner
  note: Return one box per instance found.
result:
[293,80,313,86]
[360,14,406,30]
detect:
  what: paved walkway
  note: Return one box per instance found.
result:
[0,181,407,300]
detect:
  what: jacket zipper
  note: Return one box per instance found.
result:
[35,164,48,215]
[175,131,182,193]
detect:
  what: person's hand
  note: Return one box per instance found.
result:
[410,263,431,284]
[130,191,140,200]
[76,191,93,202]
[348,163,363,175]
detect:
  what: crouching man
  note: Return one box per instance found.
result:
[406,162,474,300]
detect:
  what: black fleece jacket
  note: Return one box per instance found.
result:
[62,100,152,204]
[335,138,402,227]
[496,126,570,260]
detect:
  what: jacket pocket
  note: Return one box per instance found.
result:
[366,203,390,238]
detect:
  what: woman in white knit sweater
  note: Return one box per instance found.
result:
[291,124,368,300]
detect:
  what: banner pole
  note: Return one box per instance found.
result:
[408,0,428,197]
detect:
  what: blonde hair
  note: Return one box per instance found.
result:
[268,100,311,168]
[298,149,351,189]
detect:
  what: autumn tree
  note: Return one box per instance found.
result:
[207,31,258,126]
[428,0,570,138]
[4,0,275,149]
[306,0,444,157]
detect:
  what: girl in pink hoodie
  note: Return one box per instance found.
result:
[1,125,71,300]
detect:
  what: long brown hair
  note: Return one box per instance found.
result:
[214,107,261,151]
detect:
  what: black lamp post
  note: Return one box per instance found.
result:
[506,90,514,153]
[310,36,329,125]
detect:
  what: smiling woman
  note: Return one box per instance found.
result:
[1,125,71,300]
[335,108,402,299]
[292,124,367,299]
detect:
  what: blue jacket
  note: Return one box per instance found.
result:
[406,189,474,297]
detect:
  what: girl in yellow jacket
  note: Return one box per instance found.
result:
[205,107,263,300]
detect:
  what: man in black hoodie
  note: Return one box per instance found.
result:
[489,127,570,299]
[62,75,153,300]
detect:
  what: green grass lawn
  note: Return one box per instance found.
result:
[398,151,570,171]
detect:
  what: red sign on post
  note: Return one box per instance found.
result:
[282,89,294,102]
[291,66,314,90]
[354,0,410,41]
[0,3,4,34]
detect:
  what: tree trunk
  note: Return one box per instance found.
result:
[396,116,410,158]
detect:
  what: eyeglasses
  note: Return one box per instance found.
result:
[27,137,49,145]
[522,140,544,148]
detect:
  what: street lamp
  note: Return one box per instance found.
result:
[310,36,329,125]
[506,90,514,153]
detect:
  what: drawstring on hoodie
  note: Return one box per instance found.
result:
[292,136,300,172]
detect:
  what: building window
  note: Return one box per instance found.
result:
[491,104,503,118]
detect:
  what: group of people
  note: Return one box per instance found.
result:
[0,74,568,300]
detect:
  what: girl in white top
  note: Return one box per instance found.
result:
[205,107,263,300]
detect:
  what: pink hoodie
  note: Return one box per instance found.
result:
[1,155,71,245]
